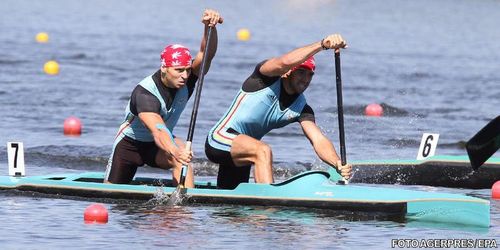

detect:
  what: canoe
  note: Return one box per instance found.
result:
[351,155,500,189]
[0,169,490,228]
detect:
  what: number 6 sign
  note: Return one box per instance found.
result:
[417,133,440,160]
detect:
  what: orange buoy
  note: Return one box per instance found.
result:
[84,203,108,224]
[365,103,383,117]
[492,181,500,199]
[63,116,82,136]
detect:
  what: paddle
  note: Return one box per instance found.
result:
[334,50,348,184]
[466,115,500,170]
[167,26,214,205]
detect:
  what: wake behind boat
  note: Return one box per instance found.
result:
[0,169,490,228]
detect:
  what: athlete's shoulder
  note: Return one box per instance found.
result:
[299,103,315,122]
[243,60,280,92]
[302,103,314,113]
[137,71,158,88]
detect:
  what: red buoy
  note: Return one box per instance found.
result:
[64,116,82,136]
[492,181,500,199]
[365,103,383,117]
[84,203,108,224]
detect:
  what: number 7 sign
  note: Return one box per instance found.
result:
[7,142,25,176]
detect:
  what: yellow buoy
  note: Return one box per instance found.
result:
[237,28,251,41]
[44,60,59,75]
[36,32,49,43]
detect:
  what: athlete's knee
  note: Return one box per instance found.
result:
[171,160,184,170]
[256,143,272,161]
[162,156,182,169]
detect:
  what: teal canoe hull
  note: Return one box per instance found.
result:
[0,170,490,228]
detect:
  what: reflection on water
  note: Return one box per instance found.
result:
[0,188,496,249]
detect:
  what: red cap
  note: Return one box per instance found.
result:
[160,44,192,67]
[292,56,315,72]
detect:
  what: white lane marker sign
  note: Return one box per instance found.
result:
[7,142,25,176]
[417,133,439,160]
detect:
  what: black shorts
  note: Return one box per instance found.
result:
[205,138,251,189]
[105,136,169,184]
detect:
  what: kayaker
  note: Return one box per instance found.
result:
[205,34,352,189]
[104,9,223,187]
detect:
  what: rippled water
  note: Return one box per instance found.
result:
[0,0,499,248]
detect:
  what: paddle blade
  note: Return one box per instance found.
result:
[166,165,189,206]
[179,165,188,186]
[466,116,500,170]
[166,186,187,206]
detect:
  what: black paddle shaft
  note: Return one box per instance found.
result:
[187,26,213,142]
[335,51,347,166]
[179,27,213,186]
